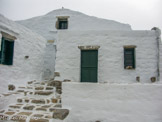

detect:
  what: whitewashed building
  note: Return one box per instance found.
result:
[18,8,162,83]
[0,14,46,93]
[0,8,162,122]
[0,14,70,122]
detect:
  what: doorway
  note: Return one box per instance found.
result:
[81,50,98,82]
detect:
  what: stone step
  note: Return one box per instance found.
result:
[0,110,5,113]
[45,87,54,90]
[17,87,34,92]
[17,97,60,104]
[17,98,30,103]
[35,86,44,90]
[41,105,52,109]
[34,81,46,85]
[17,94,53,99]
[54,104,62,108]
[35,107,47,111]
[18,86,27,89]
[31,99,46,104]
[0,111,51,122]
[17,98,46,104]
[29,118,49,122]
[1,91,20,97]
[22,86,55,91]
[0,108,68,121]
[9,104,22,109]
[4,111,15,115]
[23,105,35,110]
[0,114,9,121]
[10,112,32,121]
[34,91,53,96]
[50,109,69,120]
[47,80,62,87]
[27,80,36,85]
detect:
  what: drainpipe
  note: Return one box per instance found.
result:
[151,27,161,81]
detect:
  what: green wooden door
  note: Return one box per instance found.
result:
[81,50,98,82]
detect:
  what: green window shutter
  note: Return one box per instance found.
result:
[0,38,14,65]
[0,37,5,64]
[0,37,3,63]
[59,21,68,29]
[5,40,14,65]
[124,48,135,69]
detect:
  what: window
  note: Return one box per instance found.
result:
[0,33,15,65]
[56,16,69,29]
[124,46,136,69]
[58,19,68,29]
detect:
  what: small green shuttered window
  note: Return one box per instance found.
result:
[124,47,135,69]
[56,16,69,29]
[0,37,14,65]
[59,20,68,29]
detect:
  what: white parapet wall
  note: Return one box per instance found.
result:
[62,82,162,122]
[55,30,159,83]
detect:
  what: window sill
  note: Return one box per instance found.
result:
[125,66,135,70]
[125,68,135,70]
[0,64,13,66]
[57,29,68,30]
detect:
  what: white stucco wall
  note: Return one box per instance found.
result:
[160,43,162,81]
[17,8,162,83]
[154,28,162,82]
[62,82,162,122]
[17,8,131,41]
[17,8,132,79]
[55,30,159,83]
[0,14,46,93]
[43,43,56,80]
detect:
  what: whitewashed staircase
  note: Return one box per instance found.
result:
[0,80,69,122]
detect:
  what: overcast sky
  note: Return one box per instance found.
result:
[0,0,161,30]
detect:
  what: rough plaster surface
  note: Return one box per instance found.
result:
[62,82,162,122]
[17,8,131,41]
[17,8,132,80]
[160,43,162,81]
[43,44,56,80]
[0,14,46,93]
[17,9,162,83]
[55,30,160,83]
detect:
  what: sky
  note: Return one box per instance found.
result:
[0,0,161,30]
